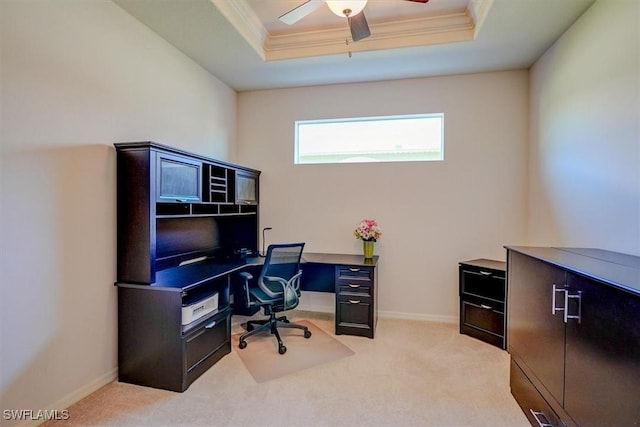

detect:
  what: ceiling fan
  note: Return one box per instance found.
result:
[279,0,430,42]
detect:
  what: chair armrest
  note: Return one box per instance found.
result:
[239,271,253,281]
[238,271,254,308]
[292,270,303,292]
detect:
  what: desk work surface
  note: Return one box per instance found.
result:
[244,252,378,293]
[244,252,379,267]
[117,252,378,292]
[302,252,379,267]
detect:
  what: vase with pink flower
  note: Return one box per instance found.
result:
[353,219,382,259]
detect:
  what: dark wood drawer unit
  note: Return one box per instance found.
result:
[459,258,507,349]
[117,281,231,393]
[335,260,378,338]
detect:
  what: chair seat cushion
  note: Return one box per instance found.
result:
[249,286,280,304]
[249,284,300,313]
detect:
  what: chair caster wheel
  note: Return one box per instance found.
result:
[239,340,247,349]
[279,345,287,354]
[304,330,312,339]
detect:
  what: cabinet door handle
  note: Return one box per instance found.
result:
[565,290,583,324]
[529,409,553,427]
[348,283,361,288]
[348,299,361,304]
[204,320,217,329]
[349,268,360,272]
[552,284,566,315]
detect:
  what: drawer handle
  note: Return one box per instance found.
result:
[529,409,553,427]
[466,301,498,311]
[479,271,492,275]
[348,299,361,304]
[349,268,360,272]
[348,284,361,288]
[204,320,216,329]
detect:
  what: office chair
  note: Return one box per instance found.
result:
[238,242,311,354]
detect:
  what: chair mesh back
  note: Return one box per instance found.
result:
[262,243,304,281]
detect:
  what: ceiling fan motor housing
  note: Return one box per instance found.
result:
[326,1,367,18]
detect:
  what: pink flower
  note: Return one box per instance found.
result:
[354,219,382,242]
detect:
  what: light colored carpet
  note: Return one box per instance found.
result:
[232,319,355,383]
[44,311,530,427]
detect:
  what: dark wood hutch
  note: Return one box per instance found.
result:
[114,141,260,392]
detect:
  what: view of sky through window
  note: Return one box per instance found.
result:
[295,113,444,164]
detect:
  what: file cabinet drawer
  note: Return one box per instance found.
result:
[460,267,505,301]
[461,299,504,336]
[336,266,373,282]
[336,296,373,336]
[337,282,372,297]
[184,311,229,372]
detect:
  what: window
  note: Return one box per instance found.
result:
[294,113,444,164]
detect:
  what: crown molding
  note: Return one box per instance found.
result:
[212,0,492,62]
[468,0,493,38]
[265,10,475,60]
[210,0,268,60]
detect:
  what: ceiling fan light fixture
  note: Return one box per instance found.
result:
[326,0,367,18]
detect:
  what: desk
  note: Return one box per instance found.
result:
[114,144,378,392]
[116,252,378,392]
[233,253,379,338]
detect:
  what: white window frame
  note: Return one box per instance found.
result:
[294,113,444,165]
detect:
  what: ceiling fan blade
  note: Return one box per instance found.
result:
[348,11,371,42]
[405,0,430,3]
[279,0,325,25]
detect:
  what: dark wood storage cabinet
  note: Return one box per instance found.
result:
[117,280,231,392]
[506,246,640,427]
[335,258,378,338]
[459,259,507,349]
[115,142,260,392]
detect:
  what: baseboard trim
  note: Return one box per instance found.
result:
[299,302,458,324]
[14,368,118,427]
[54,367,118,409]
[378,310,458,324]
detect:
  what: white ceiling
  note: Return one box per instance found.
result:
[113,0,595,92]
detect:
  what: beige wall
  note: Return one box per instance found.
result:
[5,0,636,421]
[0,0,236,423]
[237,71,529,318]
[528,0,640,255]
